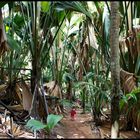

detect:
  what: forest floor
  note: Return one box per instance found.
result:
[0,104,140,139]
[52,108,100,139]
[51,107,140,139]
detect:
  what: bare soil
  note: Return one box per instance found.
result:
[52,108,101,139]
[51,107,140,139]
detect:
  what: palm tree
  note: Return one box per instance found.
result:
[110,1,120,138]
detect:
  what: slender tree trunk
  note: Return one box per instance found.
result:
[30,2,48,121]
[110,1,120,138]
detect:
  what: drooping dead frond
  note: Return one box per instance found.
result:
[44,81,62,99]
[19,81,32,112]
[133,25,140,56]
[43,81,63,114]
[87,23,98,50]
[120,68,136,93]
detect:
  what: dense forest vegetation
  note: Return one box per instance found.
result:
[0,1,140,139]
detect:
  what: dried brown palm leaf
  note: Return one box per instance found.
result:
[87,24,98,50]
[0,84,7,93]
[0,133,8,139]
[77,67,83,81]
[125,34,137,61]
[83,43,90,71]
[136,112,140,131]
[2,115,23,138]
[44,81,62,99]
[119,38,127,53]
[44,81,56,92]
[15,83,22,103]
[133,25,140,55]
[120,69,140,132]
[7,104,23,112]
[44,81,63,114]
[19,81,32,112]
[132,107,138,129]
[12,125,24,137]
[17,132,35,139]
[120,68,136,93]
[127,104,140,132]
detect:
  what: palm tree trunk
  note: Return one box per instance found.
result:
[110,1,120,138]
[30,2,48,121]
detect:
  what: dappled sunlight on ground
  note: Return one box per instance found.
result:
[53,108,100,139]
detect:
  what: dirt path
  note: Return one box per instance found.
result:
[52,107,140,139]
[53,108,101,139]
